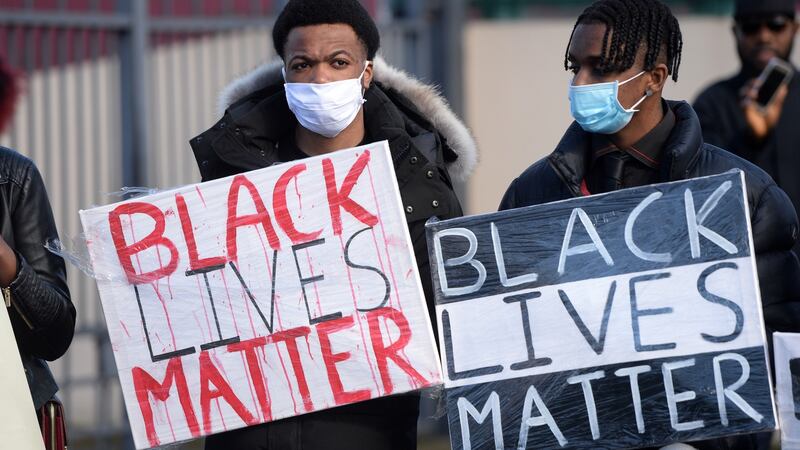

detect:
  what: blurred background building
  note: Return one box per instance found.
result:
[464,0,800,219]
[0,0,797,449]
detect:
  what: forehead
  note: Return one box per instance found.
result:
[736,13,796,34]
[568,23,608,60]
[284,23,365,57]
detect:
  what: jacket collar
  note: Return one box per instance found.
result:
[548,100,704,195]
[214,56,478,181]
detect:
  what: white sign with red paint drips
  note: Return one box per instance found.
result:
[79,142,441,449]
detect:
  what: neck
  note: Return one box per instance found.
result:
[610,97,663,148]
[295,108,366,156]
[740,63,762,79]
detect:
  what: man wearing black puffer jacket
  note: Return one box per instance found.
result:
[191,1,476,448]
[0,57,75,423]
[501,2,799,448]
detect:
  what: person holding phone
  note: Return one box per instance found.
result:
[694,0,799,251]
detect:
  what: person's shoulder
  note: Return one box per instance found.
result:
[0,146,38,186]
[699,144,772,186]
[500,156,562,210]
[697,144,771,189]
[515,156,557,184]
[699,144,799,252]
[698,143,794,216]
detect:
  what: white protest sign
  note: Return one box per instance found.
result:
[427,171,776,449]
[0,305,46,450]
[774,332,800,449]
[80,142,441,449]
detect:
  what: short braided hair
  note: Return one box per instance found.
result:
[565,0,683,81]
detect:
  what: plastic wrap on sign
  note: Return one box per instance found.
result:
[426,171,776,449]
[78,141,442,449]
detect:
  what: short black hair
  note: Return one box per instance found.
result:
[565,0,683,82]
[734,0,796,20]
[272,0,380,60]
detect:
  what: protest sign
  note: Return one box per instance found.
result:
[773,332,800,448]
[426,171,775,449]
[0,305,46,450]
[79,142,441,449]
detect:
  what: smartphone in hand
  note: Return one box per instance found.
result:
[755,57,794,109]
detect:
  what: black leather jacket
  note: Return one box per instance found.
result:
[0,147,75,409]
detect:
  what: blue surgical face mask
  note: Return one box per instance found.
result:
[568,71,649,134]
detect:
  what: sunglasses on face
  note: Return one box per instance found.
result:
[737,15,792,35]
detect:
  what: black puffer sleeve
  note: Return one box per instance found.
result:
[499,177,520,211]
[750,182,800,335]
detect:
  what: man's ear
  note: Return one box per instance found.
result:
[280,60,287,79]
[362,60,374,90]
[647,63,670,94]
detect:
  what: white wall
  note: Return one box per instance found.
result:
[464,17,800,215]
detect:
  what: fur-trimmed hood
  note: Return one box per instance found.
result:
[216,56,477,181]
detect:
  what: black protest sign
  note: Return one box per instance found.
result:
[426,172,775,450]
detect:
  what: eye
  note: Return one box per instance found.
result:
[332,59,350,68]
[567,64,580,74]
[291,62,310,71]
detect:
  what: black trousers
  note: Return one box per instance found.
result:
[204,394,420,450]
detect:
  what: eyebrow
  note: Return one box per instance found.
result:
[568,54,603,64]
[288,49,356,65]
[326,49,356,60]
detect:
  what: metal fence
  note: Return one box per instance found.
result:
[0,1,463,448]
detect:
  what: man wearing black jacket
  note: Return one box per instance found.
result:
[193,1,476,448]
[501,2,800,447]
[694,0,799,255]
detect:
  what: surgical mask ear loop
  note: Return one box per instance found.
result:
[618,71,646,86]
[359,61,371,100]
[619,71,649,112]
[626,91,652,111]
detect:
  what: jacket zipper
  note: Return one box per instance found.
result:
[5,288,34,329]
